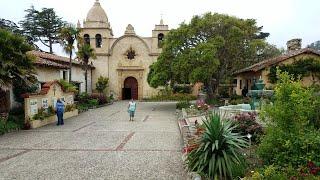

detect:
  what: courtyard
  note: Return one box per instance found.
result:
[0,101,186,179]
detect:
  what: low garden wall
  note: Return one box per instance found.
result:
[218,103,256,119]
[30,109,78,129]
[24,81,78,129]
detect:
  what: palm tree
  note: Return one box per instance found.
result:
[59,24,81,82]
[0,29,36,90]
[0,29,36,115]
[77,43,96,93]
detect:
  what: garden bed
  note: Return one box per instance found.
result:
[77,101,113,113]
[30,109,78,129]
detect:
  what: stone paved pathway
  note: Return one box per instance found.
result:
[0,101,186,180]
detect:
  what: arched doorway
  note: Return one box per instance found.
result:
[123,77,138,100]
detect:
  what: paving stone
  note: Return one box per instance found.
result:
[0,101,186,179]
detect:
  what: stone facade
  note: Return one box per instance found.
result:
[79,0,169,100]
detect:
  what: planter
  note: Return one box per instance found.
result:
[30,109,79,129]
[64,109,78,119]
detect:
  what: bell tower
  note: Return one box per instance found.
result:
[78,0,113,92]
[79,0,113,54]
[152,18,169,53]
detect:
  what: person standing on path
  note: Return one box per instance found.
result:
[128,99,136,121]
[56,98,65,126]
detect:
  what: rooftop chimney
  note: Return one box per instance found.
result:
[286,38,302,52]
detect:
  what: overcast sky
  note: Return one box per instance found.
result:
[1,0,320,56]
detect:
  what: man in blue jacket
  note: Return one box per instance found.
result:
[56,98,65,126]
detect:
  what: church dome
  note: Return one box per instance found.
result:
[86,0,108,23]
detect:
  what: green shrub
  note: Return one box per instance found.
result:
[176,101,190,110]
[233,112,263,143]
[77,103,89,112]
[59,79,78,93]
[232,155,248,179]
[148,93,196,101]
[88,99,98,107]
[206,98,225,106]
[0,119,6,135]
[12,79,38,103]
[32,108,55,120]
[65,104,76,112]
[258,71,320,169]
[173,84,191,93]
[8,107,25,129]
[0,118,19,135]
[96,76,109,94]
[187,113,248,179]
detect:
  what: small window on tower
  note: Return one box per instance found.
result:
[158,33,164,48]
[84,34,90,45]
[95,34,102,48]
[126,47,136,60]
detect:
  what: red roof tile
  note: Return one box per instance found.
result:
[234,48,320,74]
[28,50,94,69]
[33,56,68,69]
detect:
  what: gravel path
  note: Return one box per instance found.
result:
[0,101,186,180]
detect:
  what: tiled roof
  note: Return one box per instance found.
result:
[33,56,68,69]
[234,48,320,74]
[28,50,95,69]
[29,50,81,64]
[21,80,68,98]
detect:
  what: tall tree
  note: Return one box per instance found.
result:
[77,44,96,93]
[19,6,65,53]
[308,40,320,51]
[148,13,271,98]
[59,24,81,82]
[0,29,36,90]
[0,18,38,49]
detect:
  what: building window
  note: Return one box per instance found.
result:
[95,34,102,48]
[40,82,45,89]
[126,47,136,60]
[84,34,90,45]
[158,33,164,48]
[63,71,68,81]
[233,79,237,85]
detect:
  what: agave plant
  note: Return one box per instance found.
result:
[187,113,248,179]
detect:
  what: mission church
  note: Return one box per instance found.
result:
[78,0,169,100]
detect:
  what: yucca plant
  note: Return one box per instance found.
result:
[187,113,248,179]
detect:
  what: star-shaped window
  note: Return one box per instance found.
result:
[126,47,136,60]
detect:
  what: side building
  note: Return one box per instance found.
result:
[1,51,94,113]
[233,39,320,95]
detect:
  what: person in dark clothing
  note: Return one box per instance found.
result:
[56,98,65,126]
[242,86,248,97]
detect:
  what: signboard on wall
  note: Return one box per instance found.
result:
[42,98,48,109]
[52,97,57,108]
[67,95,73,104]
[30,99,38,115]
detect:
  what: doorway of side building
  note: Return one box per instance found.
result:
[0,89,10,113]
[122,77,138,100]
